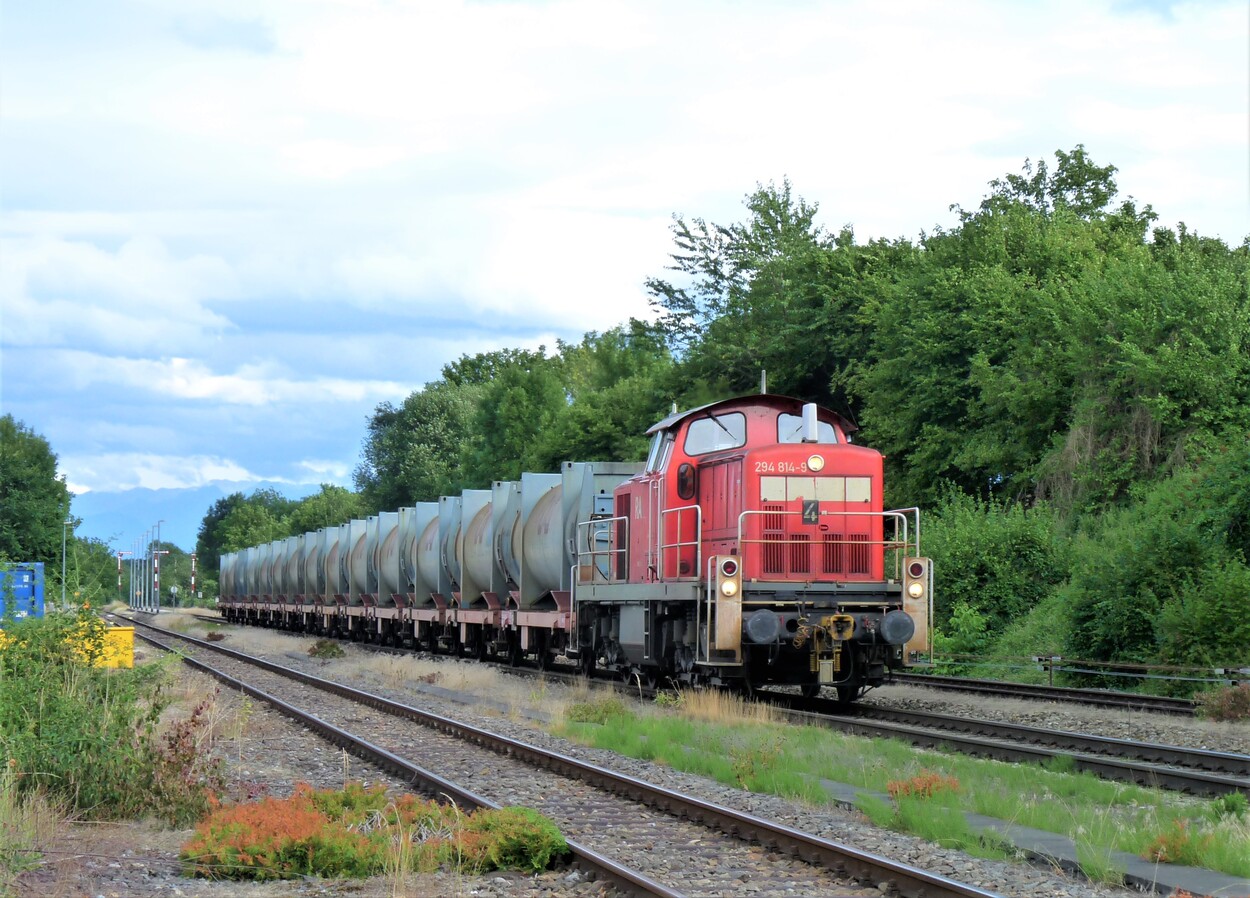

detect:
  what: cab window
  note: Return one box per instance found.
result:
[646,431,675,472]
[684,413,746,456]
[777,413,838,444]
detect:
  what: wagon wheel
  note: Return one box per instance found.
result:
[800,682,822,699]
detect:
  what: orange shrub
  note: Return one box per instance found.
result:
[887,771,961,800]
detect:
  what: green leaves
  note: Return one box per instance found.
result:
[0,416,70,565]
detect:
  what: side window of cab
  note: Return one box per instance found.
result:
[645,431,675,473]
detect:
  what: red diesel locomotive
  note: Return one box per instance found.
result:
[218,394,931,702]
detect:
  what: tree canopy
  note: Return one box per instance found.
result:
[0,415,71,564]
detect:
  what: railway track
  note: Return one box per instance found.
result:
[216,619,1249,797]
[130,619,1005,898]
[888,672,1198,716]
[762,693,1250,798]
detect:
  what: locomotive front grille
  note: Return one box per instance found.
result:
[763,503,786,574]
[790,533,810,573]
[759,504,870,577]
[846,532,870,574]
[822,534,844,573]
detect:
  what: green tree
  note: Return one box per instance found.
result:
[66,535,125,606]
[196,489,297,573]
[287,485,365,535]
[215,503,287,554]
[462,349,566,485]
[0,416,71,564]
[646,180,873,414]
[1063,440,1250,669]
[195,492,247,580]
[354,380,482,508]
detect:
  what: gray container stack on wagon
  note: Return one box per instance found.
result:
[218,459,641,619]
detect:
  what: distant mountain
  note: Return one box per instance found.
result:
[70,482,324,552]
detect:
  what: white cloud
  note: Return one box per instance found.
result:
[63,452,269,493]
[1,235,236,353]
[46,352,412,406]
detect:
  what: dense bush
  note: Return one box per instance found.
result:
[1064,446,1250,673]
[181,783,569,880]
[923,490,1069,638]
[0,610,222,824]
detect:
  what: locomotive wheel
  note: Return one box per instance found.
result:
[836,684,858,706]
[800,682,821,698]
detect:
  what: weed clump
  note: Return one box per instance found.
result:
[1196,683,1250,721]
[180,783,568,880]
[308,639,346,660]
[565,695,627,724]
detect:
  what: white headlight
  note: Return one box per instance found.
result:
[807,454,825,472]
[720,580,739,597]
[907,582,925,599]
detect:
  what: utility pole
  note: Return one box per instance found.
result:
[152,550,170,614]
[61,517,73,609]
[116,551,132,600]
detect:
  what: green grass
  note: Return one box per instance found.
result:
[553,692,1250,880]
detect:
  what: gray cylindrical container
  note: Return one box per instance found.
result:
[284,535,301,597]
[220,553,237,599]
[345,519,369,604]
[324,525,346,599]
[519,474,564,606]
[307,529,327,598]
[459,490,495,605]
[438,496,463,594]
[375,511,401,605]
[299,533,319,602]
[493,481,522,590]
[405,503,442,605]
[266,539,283,597]
[245,545,262,596]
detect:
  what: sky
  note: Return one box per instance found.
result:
[2,0,1248,553]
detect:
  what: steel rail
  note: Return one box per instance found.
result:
[889,673,1198,716]
[130,619,1004,898]
[850,705,1250,777]
[755,699,1250,798]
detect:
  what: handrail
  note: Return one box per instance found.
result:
[658,504,702,580]
[575,515,629,584]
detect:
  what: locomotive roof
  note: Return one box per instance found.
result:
[646,394,857,436]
